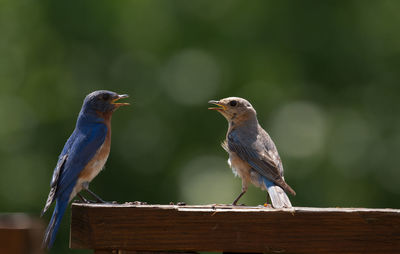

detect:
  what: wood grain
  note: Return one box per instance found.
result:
[70,203,400,253]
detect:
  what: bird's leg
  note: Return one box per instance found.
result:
[82,182,106,203]
[232,190,246,206]
[86,188,106,203]
[264,194,272,208]
[232,180,248,206]
[77,193,90,203]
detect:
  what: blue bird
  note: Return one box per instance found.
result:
[209,97,296,208]
[41,90,129,249]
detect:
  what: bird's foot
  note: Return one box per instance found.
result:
[231,203,246,206]
[124,201,148,205]
[263,203,273,208]
[102,200,118,204]
[91,197,118,204]
[84,187,108,203]
[74,198,97,204]
[77,192,114,204]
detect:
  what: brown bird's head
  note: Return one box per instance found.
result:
[208,97,257,124]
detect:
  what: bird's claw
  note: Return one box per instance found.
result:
[263,203,272,208]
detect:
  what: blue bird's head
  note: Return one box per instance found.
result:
[82,90,129,114]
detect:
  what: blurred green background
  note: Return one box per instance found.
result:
[1,0,400,253]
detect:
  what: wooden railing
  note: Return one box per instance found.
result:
[0,214,44,254]
[70,203,400,253]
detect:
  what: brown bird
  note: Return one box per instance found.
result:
[209,97,295,208]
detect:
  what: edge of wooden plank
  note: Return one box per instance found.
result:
[71,203,400,213]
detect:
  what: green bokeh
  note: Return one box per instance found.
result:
[1,1,399,253]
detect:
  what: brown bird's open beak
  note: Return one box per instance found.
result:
[208,100,225,111]
[112,94,130,106]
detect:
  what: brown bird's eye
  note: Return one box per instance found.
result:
[102,94,110,100]
[229,100,237,107]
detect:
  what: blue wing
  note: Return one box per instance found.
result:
[42,122,107,214]
[55,123,107,197]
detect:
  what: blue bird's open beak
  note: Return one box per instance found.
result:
[112,94,130,107]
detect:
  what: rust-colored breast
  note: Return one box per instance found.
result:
[79,113,112,183]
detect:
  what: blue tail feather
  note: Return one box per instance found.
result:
[42,198,69,249]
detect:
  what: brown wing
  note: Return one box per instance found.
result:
[227,131,296,195]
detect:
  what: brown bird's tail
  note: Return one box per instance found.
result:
[267,185,293,208]
[275,178,296,196]
[263,178,294,208]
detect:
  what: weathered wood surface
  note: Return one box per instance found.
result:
[70,203,400,253]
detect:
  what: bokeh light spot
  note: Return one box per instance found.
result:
[161,49,221,106]
[270,101,327,158]
[328,111,373,176]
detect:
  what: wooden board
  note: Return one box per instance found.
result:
[70,203,400,253]
[0,213,44,254]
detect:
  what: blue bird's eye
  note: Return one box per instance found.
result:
[102,94,110,101]
[229,100,237,107]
